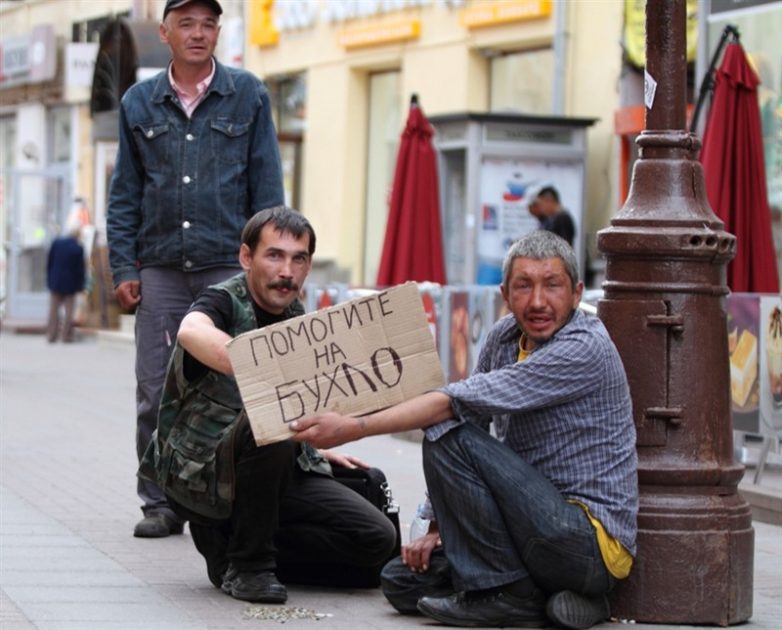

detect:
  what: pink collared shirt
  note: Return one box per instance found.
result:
[168,58,216,118]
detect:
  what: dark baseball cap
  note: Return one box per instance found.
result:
[163,0,223,19]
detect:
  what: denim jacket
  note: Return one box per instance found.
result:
[107,59,283,286]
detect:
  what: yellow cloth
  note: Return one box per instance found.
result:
[517,334,532,362]
[570,500,633,579]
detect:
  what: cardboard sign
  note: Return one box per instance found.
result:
[226,282,445,445]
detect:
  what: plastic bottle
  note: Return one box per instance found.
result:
[409,503,431,542]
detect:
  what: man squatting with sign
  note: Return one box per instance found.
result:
[292,230,638,629]
[139,207,396,603]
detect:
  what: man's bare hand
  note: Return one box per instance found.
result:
[401,528,442,573]
[115,280,141,311]
[290,412,364,449]
[320,449,369,470]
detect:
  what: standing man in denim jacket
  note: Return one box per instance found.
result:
[107,0,284,538]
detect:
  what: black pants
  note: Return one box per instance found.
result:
[172,421,397,588]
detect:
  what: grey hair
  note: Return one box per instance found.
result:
[502,230,579,292]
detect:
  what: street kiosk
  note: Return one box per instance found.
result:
[429,112,596,285]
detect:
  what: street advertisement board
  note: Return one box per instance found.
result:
[759,295,782,433]
[476,156,583,284]
[727,293,782,436]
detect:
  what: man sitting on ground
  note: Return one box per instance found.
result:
[139,207,397,603]
[291,230,638,629]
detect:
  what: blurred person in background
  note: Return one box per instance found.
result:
[528,184,576,246]
[46,214,86,343]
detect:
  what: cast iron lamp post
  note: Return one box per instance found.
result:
[597,0,753,624]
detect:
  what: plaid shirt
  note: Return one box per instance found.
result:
[427,309,638,554]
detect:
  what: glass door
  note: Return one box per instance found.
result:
[5,168,70,322]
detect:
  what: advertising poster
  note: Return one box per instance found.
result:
[727,294,761,434]
[447,289,471,383]
[477,157,583,284]
[759,296,782,434]
[418,284,443,352]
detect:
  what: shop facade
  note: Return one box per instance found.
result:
[2,0,778,324]
[0,4,97,322]
[244,0,626,285]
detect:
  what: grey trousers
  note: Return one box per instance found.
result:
[47,292,76,342]
[135,266,240,518]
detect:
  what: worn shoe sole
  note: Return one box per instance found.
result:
[546,591,609,629]
[417,597,547,628]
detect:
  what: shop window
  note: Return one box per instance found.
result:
[1,116,16,300]
[268,74,306,209]
[48,107,71,164]
[490,48,554,115]
[72,13,131,43]
[363,70,401,285]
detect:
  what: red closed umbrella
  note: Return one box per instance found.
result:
[700,41,779,293]
[376,95,446,286]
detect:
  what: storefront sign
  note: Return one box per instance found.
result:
[249,0,463,47]
[0,24,56,87]
[65,43,98,88]
[338,19,421,49]
[1,36,31,79]
[460,0,551,29]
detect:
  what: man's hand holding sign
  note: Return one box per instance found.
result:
[226,282,445,446]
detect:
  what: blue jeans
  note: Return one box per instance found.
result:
[135,266,240,518]
[382,422,612,612]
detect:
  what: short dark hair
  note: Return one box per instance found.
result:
[241,206,316,255]
[502,230,579,292]
[536,186,560,203]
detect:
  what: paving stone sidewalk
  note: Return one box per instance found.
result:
[1,332,781,629]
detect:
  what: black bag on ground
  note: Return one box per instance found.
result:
[331,465,402,559]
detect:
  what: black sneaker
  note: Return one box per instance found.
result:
[417,587,547,628]
[133,514,184,538]
[546,590,610,629]
[221,566,288,603]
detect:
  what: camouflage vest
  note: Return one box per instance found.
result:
[139,272,326,520]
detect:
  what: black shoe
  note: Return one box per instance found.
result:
[207,561,228,589]
[417,587,547,628]
[133,514,184,538]
[546,591,610,629]
[221,566,288,603]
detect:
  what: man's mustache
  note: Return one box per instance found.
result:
[268,278,299,291]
